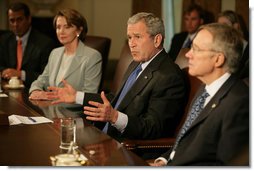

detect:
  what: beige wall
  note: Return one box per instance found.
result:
[55,0,132,60]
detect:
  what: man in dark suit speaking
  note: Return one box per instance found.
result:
[150,23,249,166]
[0,2,55,87]
[46,12,187,142]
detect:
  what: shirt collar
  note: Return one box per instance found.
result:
[16,27,31,48]
[205,72,231,98]
[140,49,163,70]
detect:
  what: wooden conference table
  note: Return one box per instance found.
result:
[0,81,148,166]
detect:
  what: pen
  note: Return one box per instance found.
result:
[28,117,36,123]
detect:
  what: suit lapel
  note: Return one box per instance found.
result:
[53,49,64,86]
[185,75,237,133]
[22,29,35,67]
[60,41,84,84]
[115,50,167,110]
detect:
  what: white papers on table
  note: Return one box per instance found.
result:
[8,114,53,125]
[0,93,8,97]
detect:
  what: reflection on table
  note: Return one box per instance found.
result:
[0,82,147,166]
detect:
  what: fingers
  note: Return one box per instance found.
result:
[2,69,19,79]
[84,104,105,121]
[51,99,62,105]
[100,91,109,104]
[62,79,69,87]
[47,86,58,92]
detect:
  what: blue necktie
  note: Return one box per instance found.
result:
[114,64,142,109]
[102,64,142,133]
[169,89,209,160]
[182,37,192,48]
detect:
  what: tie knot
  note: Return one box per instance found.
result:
[201,89,209,99]
[135,64,142,74]
[17,39,22,45]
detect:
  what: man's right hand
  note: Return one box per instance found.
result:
[46,80,77,104]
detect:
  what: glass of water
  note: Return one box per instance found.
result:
[59,118,78,150]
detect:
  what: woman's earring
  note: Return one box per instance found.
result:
[77,34,79,37]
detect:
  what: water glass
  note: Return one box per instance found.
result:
[59,118,78,150]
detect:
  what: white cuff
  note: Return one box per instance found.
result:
[154,157,168,165]
[111,111,128,133]
[75,91,85,105]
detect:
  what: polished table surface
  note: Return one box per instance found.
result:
[0,82,148,166]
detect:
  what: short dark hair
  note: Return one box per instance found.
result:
[184,4,204,20]
[8,2,30,17]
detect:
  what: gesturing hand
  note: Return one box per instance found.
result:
[83,91,118,123]
[46,80,77,104]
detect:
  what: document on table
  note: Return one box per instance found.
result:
[0,93,8,97]
[8,114,53,125]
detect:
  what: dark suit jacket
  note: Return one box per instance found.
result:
[236,43,249,79]
[85,50,188,141]
[0,28,55,87]
[162,75,249,166]
[168,32,188,61]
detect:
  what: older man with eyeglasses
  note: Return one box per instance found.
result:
[150,23,249,166]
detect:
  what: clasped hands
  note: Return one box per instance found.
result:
[44,80,118,124]
[1,68,21,80]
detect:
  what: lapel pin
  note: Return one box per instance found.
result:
[212,104,216,108]
[144,76,148,79]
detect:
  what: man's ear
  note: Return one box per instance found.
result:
[214,52,225,68]
[153,34,163,48]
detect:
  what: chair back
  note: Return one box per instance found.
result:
[175,48,189,69]
[174,67,202,134]
[84,35,111,91]
[110,41,133,94]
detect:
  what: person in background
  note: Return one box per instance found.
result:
[29,9,102,100]
[168,4,204,61]
[217,10,249,79]
[0,2,56,87]
[150,23,249,166]
[46,12,187,145]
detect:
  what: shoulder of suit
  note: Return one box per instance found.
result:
[29,28,55,43]
[81,43,102,58]
[0,31,15,41]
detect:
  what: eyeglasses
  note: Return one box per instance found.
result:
[190,44,220,55]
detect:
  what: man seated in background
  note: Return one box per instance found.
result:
[0,2,56,88]
[150,23,249,166]
[46,12,188,147]
[168,4,204,61]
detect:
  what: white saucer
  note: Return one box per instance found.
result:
[4,84,25,89]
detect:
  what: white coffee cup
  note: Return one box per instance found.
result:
[8,77,20,87]
[55,154,81,166]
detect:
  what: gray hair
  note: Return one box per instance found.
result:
[199,23,243,73]
[128,12,165,42]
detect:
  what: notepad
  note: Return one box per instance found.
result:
[8,114,53,125]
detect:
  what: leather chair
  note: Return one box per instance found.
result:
[84,35,111,92]
[174,48,190,69]
[110,41,133,94]
[121,67,202,159]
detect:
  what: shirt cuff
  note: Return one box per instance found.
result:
[111,111,128,133]
[154,157,168,165]
[75,91,85,105]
